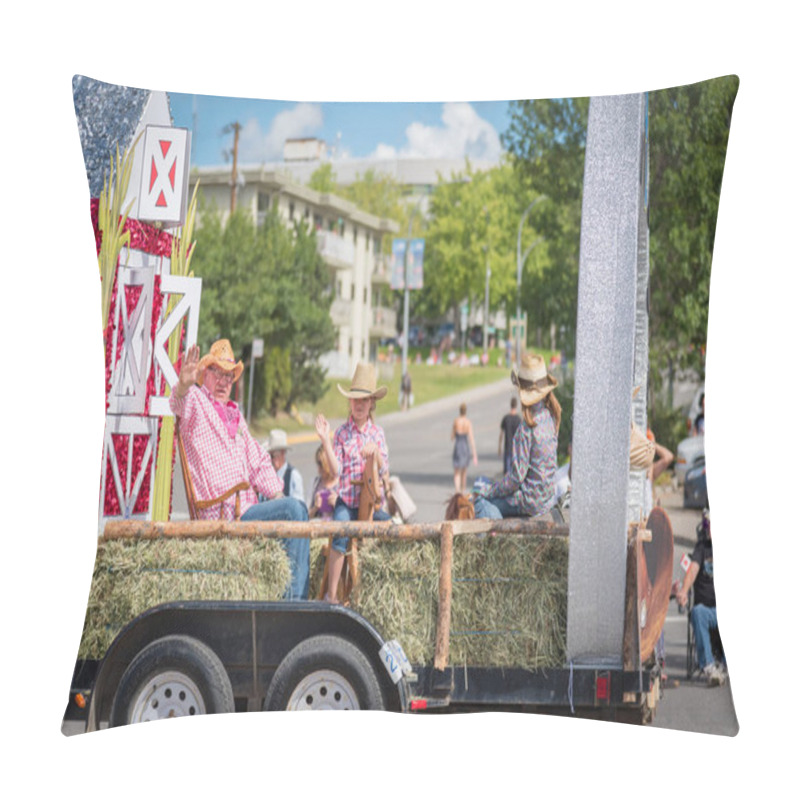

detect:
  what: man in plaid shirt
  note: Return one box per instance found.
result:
[171,340,309,600]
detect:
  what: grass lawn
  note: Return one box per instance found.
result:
[249,346,558,440]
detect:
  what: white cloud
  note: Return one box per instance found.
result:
[238,103,324,162]
[369,102,503,161]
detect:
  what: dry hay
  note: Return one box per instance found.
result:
[77,537,291,660]
[351,534,568,669]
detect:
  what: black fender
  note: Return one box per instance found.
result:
[89,600,409,726]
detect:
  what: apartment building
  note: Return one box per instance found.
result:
[191,167,399,378]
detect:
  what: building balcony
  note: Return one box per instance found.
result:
[370,305,397,339]
[330,298,353,327]
[317,229,354,269]
[371,254,393,285]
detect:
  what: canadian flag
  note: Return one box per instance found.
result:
[138,126,191,225]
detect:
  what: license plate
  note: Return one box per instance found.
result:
[379,640,412,684]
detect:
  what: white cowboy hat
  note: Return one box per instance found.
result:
[266,429,290,452]
[511,353,558,406]
[197,339,244,384]
[337,362,388,400]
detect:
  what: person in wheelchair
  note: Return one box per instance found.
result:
[676,511,726,686]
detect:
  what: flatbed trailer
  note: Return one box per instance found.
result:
[65,508,670,730]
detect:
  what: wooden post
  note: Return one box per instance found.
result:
[434,522,454,671]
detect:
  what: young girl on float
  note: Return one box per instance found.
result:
[314,362,391,604]
[472,353,561,521]
[308,445,338,521]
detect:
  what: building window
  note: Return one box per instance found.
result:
[289,202,295,220]
[353,227,358,245]
[314,214,322,230]
[257,192,270,212]
[350,284,355,300]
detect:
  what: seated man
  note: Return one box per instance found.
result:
[676,513,725,685]
[170,340,309,600]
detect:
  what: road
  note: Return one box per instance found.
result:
[170,375,738,734]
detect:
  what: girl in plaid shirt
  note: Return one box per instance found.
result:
[315,363,391,604]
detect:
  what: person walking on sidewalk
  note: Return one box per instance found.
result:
[498,397,521,475]
[452,403,478,493]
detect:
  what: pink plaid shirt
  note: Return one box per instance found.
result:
[333,416,390,509]
[170,385,282,520]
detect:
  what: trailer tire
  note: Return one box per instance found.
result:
[109,635,235,726]
[265,634,385,711]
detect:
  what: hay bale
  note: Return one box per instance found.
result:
[450,536,568,668]
[77,537,291,660]
[351,534,568,669]
[351,539,440,664]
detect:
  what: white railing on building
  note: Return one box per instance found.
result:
[316,229,355,266]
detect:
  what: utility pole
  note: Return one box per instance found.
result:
[225,122,241,214]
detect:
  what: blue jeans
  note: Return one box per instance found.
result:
[332,499,390,553]
[473,495,527,520]
[241,497,309,600]
[691,603,719,670]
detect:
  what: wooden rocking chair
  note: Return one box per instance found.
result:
[175,417,251,521]
[317,452,382,605]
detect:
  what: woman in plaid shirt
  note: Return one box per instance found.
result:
[472,353,561,521]
[315,363,391,604]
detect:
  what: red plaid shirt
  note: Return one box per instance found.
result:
[170,385,282,520]
[333,416,390,508]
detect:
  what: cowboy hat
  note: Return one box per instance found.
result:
[197,339,244,384]
[266,428,291,452]
[511,353,558,406]
[337,362,388,400]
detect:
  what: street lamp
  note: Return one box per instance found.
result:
[401,196,425,379]
[516,196,546,366]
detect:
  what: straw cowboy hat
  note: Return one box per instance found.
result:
[197,339,244,384]
[266,429,291,452]
[511,353,558,406]
[337,362,388,400]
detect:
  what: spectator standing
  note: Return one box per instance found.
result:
[400,370,413,411]
[498,397,522,475]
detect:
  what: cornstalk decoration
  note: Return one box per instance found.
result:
[97,135,141,333]
[151,182,200,521]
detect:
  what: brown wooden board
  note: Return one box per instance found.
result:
[638,506,674,661]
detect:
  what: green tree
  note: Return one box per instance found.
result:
[502,97,589,354]
[648,76,739,396]
[342,168,404,227]
[191,199,335,412]
[308,162,337,193]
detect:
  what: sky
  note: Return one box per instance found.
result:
[168,92,513,167]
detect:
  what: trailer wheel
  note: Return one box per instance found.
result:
[109,635,234,726]
[265,635,385,711]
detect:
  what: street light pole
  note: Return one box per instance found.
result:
[401,211,414,379]
[516,196,546,366]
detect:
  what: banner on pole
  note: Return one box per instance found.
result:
[390,238,425,290]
